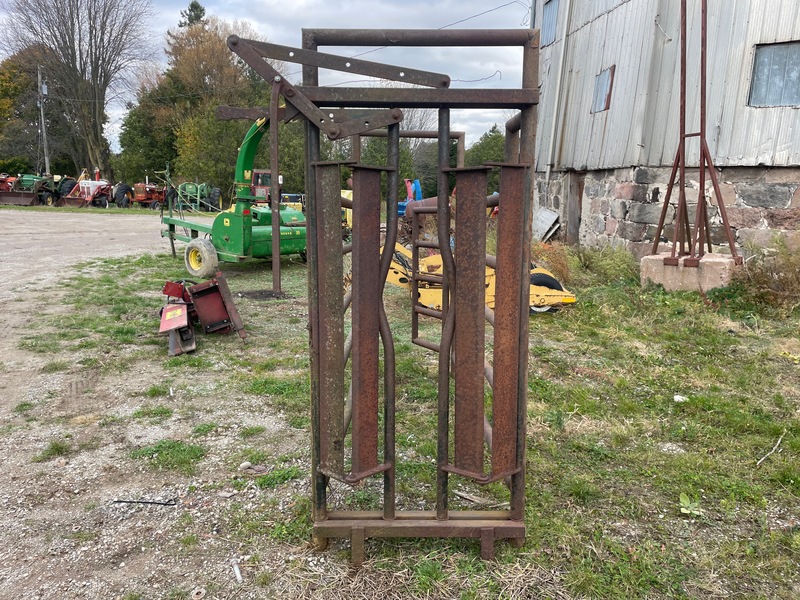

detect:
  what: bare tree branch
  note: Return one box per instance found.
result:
[1,0,155,176]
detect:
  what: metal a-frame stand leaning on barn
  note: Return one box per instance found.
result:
[651,0,742,267]
[222,27,540,563]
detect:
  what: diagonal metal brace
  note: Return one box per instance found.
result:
[240,38,450,88]
[227,36,403,140]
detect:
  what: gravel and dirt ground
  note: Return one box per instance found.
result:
[0,211,165,303]
[0,210,315,599]
[1,209,553,599]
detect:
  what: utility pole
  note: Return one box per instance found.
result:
[37,65,51,175]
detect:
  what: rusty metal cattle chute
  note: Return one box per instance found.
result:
[228,28,539,563]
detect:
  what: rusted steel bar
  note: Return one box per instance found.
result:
[491,165,527,477]
[411,197,422,342]
[450,168,490,477]
[306,119,328,529]
[380,123,401,519]
[414,273,444,285]
[350,166,383,479]
[297,87,537,110]
[304,28,535,47]
[360,129,466,168]
[436,108,454,521]
[703,140,741,262]
[415,306,443,319]
[511,31,537,524]
[413,338,441,353]
[243,39,450,88]
[315,163,346,478]
[270,81,282,293]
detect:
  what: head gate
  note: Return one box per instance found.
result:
[226,27,540,563]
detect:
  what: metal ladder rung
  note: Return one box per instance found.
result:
[412,337,440,353]
[414,305,443,319]
[413,273,443,285]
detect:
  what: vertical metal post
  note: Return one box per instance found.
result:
[269,82,282,292]
[492,165,527,476]
[381,124,401,520]
[303,31,329,530]
[316,163,346,477]
[436,108,453,520]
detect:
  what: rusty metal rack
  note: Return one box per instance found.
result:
[227,27,539,563]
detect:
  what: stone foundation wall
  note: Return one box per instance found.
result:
[536,167,800,259]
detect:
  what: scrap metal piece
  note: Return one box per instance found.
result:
[187,274,246,340]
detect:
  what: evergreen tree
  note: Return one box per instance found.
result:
[179,1,206,28]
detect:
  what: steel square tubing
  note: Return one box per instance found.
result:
[315,163,346,477]
[491,165,527,476]
[350,166,382,478]
[303,28,535,47]
[451,168,489,476]
[296,87,536,110]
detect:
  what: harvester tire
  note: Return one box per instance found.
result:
[529,272,564,314]
[185,239,219,279]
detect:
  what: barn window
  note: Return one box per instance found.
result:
[542,0,559,47]
[749,41,800,107]
[591,65,615,113]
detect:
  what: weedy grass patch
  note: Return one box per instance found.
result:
[29,247,800,598]
[33,438,71,462]
[130,439,206,475]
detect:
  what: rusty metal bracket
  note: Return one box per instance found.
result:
[227,36,404,140]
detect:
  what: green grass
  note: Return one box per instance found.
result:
[40,360,71,373]
[239,425,266,438]
[192,422,219,437]
[247,375,310,428]
[130,439,206,475]
[33,439,71,462]
[132,404,173,422]
[254,466,303,489]
[14,246,800,598]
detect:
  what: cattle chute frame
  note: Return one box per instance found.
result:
[227,27,539,563]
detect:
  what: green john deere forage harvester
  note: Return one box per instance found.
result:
[161,118,306,278]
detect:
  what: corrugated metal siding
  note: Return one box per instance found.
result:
[537,0,800,169]
[536,0,656,170]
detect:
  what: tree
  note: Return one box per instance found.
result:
[1,0,155,178]
[465,124,505,194]
[0,50,77,175]
[179,0,206,28]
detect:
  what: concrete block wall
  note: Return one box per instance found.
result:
[536,167,800,259]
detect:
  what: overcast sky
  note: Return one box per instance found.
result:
[102,0,536,150]
[0,1,536,150]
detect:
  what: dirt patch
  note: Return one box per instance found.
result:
[0,210,306,598]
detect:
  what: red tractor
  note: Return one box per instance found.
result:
[128,182,166,209]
